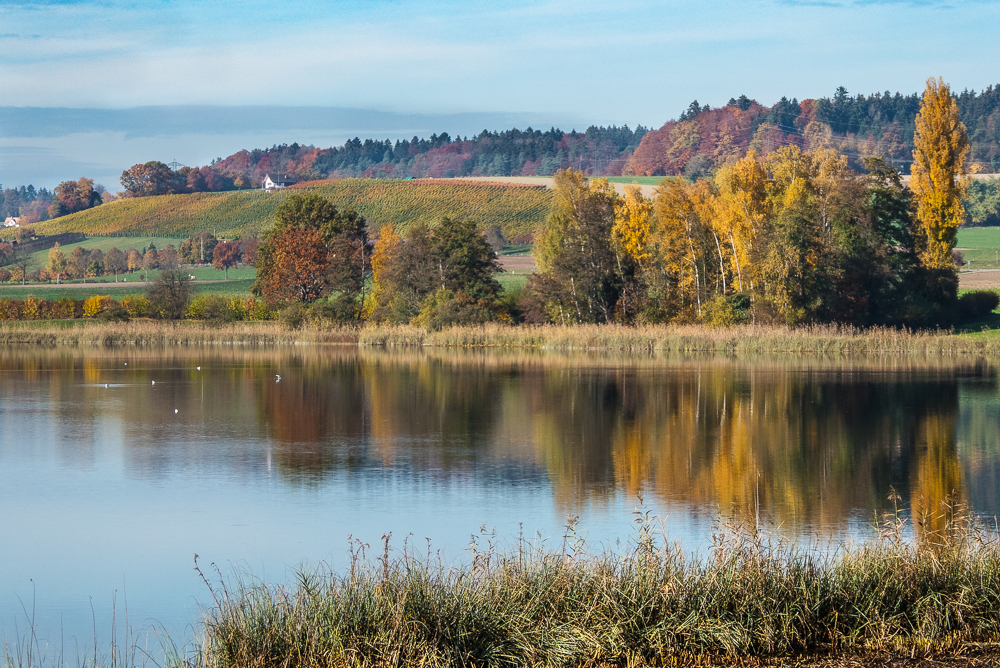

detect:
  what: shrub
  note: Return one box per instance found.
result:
[82,295,114,317]
[412,289,495,330]
[279,302,307,330]
[100,303,131,322]
[702,293,751,328]
[958,290,1000,320]
[120,294,151,317]
[186,295,234,324]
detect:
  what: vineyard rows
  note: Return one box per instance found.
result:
[13,180,555,240]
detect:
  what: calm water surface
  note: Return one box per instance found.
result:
[1,347,999,653]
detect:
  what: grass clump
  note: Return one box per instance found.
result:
[194,503,1000,667]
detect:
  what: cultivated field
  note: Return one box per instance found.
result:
[3,179,556,241]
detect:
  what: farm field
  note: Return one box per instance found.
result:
[3,179,556,242]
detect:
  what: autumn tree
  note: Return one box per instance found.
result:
[911,77,970,271]
[365,223,439,323]
[531,170,633,323]
[127,248,143,273]
[252,194,369,319]
[212,241,241,278]
[159,245,179,270]
[48,177,102,218]
[120,161,176,197]
[47,243,67,284]
[143,248,160,271]
[68,246,88,280]
[240,237,259,266]
[105,247,127,281]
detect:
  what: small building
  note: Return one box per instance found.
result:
[262,174,298,191]
[3,217,21,228]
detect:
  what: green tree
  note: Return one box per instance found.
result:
[430,217,502,300]
[531,170,630,323]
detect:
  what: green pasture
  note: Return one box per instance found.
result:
[956,227,1000,268]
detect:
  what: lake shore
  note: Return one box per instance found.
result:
[1,320,1000,356]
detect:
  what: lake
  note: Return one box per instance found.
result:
[1,347,998,658]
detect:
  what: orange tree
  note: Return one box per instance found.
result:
[212,241,241,278]
[251,194,369,319]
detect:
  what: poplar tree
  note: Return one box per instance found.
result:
[911,77,969,270]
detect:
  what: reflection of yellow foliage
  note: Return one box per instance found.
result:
[911,410,965,540]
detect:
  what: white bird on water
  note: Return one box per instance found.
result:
[174,409,178,414]
[196,366,201,371]
[151,380,155,385]
[275,374,282,382]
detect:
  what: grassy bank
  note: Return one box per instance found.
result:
[6,320,1000,354]
[191,510,1000,667]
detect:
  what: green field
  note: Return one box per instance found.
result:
[1,179,556,242]
[956,227,1000,268]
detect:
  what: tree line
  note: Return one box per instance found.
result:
[253,78,993,330]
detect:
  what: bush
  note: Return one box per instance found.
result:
[120,294,151,317]
[82,295,114,318]
[100,303,131,322]
[958,290,1000,320]
[279,302,307,330]
[702,293,752,328]
[412,289,495,330]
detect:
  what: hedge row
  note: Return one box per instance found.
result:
[0,295,277,322]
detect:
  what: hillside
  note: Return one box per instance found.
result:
[6,179,555,241]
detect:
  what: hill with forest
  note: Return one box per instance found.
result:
[180,85,1000,191]
[6,179,555,241]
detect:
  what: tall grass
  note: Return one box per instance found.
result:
[5,320,1000,356]
[360,322,1000,356]
[0,321,358,347]
[193,504,1000,667]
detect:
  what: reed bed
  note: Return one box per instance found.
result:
[361,322,1000,356]
[192,509,1000,667]
[3,320,1000,357]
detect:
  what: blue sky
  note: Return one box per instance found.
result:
[2,0,1000,187]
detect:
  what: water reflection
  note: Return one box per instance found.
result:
[0,347,995,537]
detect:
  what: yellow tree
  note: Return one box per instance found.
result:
[47,243,67,284]
[612,185,653,266]
[364,223,401,320]
[911,77,970,270]
[713,153,770,292]
[652,179,707,311]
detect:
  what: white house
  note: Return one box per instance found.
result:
[3,217,20,228]
[262,174,298,191]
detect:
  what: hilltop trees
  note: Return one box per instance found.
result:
[120,161,176,197]
[48,178,103,218]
